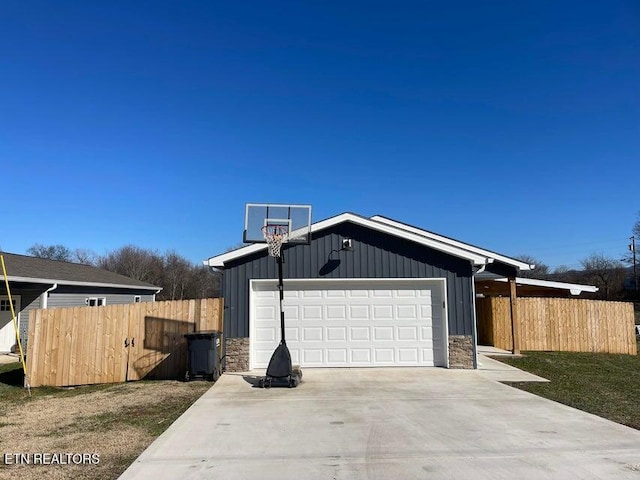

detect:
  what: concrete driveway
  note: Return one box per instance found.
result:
[120,365,640,479]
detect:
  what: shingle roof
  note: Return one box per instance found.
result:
[0,252,160,290]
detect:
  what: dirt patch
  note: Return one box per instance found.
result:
[0,380,211,479]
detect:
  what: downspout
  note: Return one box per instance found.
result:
[153,289,162,302]
[40,283,58,309]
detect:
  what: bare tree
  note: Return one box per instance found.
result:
[27,243,72,262]
[97,245,163,284]
[187,266,222,299]
[516,255,550,280]
[162,251,193,300]
[580,253,626,300]
[72,248,98,265]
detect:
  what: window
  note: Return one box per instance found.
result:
[0,299,16,311]
[86,297,106,307]
[134,295,142,303]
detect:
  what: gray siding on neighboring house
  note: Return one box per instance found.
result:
[222,221,475,339]
[18,291,43,350]
[46,286,155,309]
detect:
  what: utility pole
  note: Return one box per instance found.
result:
[631,236,638,292]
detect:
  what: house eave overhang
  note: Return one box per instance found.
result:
[5,275,160,292]
[370,215,533,272]
[486,277,599,295]
[205,212,497,268]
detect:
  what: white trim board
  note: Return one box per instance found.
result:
[488,277,599,295]
[206,212,518,269]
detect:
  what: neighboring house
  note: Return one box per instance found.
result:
[0,252,161,353]
[205,212,533,371]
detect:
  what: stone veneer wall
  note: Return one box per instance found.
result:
[225,338,250,372]
[448,335,474,369]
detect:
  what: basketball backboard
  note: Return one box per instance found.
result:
[243,203,312,244]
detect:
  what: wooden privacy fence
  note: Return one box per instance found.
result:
[476,297,636,355]
[26,298,223,387]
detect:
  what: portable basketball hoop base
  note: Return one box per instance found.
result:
[257,222,303,389]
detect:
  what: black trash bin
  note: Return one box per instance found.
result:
[184,330,221,381]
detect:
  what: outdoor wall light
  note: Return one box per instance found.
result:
[341,238,354,252]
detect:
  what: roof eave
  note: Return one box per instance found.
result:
[6,275,160,291]
[205,212,490,268]
[370,215,533,271]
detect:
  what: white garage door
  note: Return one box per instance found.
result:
[250,279,448,369]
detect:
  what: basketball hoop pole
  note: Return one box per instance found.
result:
[277,253,286,344]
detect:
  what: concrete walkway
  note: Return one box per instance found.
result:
[476,346,549,383]
[120,366,640,479]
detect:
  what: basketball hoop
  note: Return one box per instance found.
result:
[262,225,289,257]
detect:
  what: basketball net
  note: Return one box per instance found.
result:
[262,225,289,257]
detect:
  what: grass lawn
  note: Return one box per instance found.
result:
[494,339,640,431]
[0,361,211,479]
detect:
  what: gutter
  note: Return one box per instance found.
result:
[5,275,159,291]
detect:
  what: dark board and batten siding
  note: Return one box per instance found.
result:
[222,222,475,338]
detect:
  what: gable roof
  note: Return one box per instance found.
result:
[1,252,160,291]
[370,215,532,271]
[205,212,533,271]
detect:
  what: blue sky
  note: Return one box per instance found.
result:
[2,1,638,270]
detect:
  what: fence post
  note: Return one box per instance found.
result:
[509,278,520,355]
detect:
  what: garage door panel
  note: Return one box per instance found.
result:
[349,305,369,319]
[285,327,299,341]
[398,326,418,341]
[255,327,276,342]
[303,327,322,341]
[251,280,447,368]
[372,289,393,298]
[420,326,434,340]
[327,349,347,364]
[302,349,323,364]
[256,305,277,320]
[372,305,393,320]
[350,327,370,341]
[373,326,394,341]
[327,327,347,341]
[350,349,371,363]
[326,290,346,298]
[398,348,419,363]
[283,305,298,319]
[302,305,323,320]
[302,290,322,298]
[347,290,369,298]
[396,304,417,319]
[422,348,435,363]
[326,305,346,319]
[395,290,416,298]
[374,349,394,363]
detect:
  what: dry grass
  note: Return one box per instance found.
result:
[0,363,211,479]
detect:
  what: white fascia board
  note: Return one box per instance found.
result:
[6,275,160,291]
[370,215,533,271]
[206,213,489,268]
[491,277,599,294]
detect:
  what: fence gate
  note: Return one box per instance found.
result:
[26,298,223,387]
